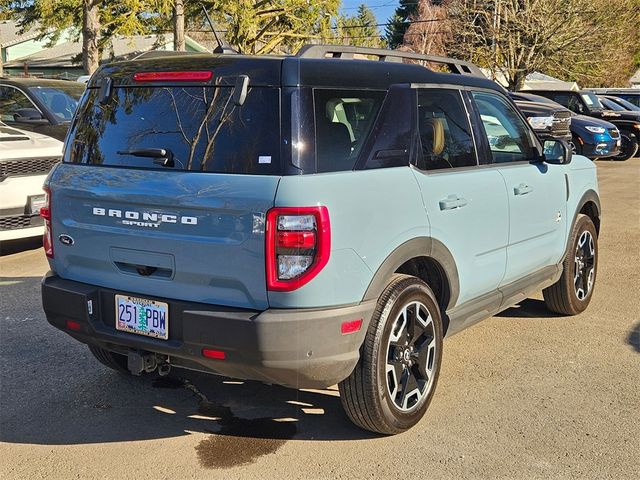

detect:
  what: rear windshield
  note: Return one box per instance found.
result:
[65,86,281,174]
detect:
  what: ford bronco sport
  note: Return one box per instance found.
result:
[41,45,601,434]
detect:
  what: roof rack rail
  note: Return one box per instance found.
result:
[296,44,485,78]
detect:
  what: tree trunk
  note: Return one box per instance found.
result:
[82,0,100,74]
[173,0,185,52]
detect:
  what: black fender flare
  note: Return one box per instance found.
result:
[361,237,460,311]
[564,189,601,257]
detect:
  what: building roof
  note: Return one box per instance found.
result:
[0,20,41,48]
[5,33,208,68]
[630,69,640,86]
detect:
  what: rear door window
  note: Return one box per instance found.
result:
[66,86,281,174]
[313,89,385,172]
[416,89,477,170]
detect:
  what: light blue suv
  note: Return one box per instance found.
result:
[41,45,601,434]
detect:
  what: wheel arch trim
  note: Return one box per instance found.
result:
[362,237,460,310]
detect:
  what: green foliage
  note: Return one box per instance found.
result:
[331,3,384,48]
[385,0,419,49]
[192,0,340,54]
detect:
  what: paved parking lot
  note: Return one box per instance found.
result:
[1,159,638,479]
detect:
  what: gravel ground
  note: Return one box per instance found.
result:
[1,159,638,479]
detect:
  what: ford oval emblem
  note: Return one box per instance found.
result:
[58,234,74,246]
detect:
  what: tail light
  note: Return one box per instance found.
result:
[266,206,330,291]
[40,186,53,258]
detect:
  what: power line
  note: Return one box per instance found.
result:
[332,18,445,30]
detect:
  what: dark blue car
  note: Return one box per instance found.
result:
[510,92,621,160]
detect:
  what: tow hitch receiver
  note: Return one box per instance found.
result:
[127,351,168,375]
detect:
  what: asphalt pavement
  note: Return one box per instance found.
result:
[1,159,638,479]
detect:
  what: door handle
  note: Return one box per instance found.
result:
[439,194,468,211]
[514,183,533,196]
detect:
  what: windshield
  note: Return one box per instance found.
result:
[580,92,604,110]
[600,98,625,111]
[28,84,85,121]
[65,85,281,175]
[611,97,640,111]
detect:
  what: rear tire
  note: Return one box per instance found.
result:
[88,345,130,374]
[543,214,598,315]
[339,274,443,435]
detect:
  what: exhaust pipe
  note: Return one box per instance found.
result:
[158,363,171,377]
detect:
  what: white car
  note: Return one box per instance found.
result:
[0,123,62,241]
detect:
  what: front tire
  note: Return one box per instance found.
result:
[612,131,638,161]
[543,214,598,315]
[339,274,443,434]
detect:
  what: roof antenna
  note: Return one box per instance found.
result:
[201,4,237,54]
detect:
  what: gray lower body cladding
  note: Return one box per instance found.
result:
[41,273,376,389]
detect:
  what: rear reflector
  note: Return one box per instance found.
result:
[202,348,226,360]
[341,319,363,335]
[133,71,213,82]
[66,320,81,331]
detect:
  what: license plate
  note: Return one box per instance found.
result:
[115,295,168,340]
[28,194,46,215]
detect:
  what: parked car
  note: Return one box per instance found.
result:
[0,77,85,141]
[511,98,572,143]
[597,96,640,121]
[588,88,640,108]
[0,122,62,242]
[599,95,640,112]
[510,92,621,160]
[41,45,601,435]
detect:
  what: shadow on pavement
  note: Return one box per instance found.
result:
[628,323,640,353]
[496,298,563,319]
[0,237,42,257]
[8,274,634,467]
[0,276,375,463]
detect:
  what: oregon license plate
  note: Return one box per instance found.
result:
[115,295,168,340]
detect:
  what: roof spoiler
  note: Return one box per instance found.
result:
[296,45,485,78]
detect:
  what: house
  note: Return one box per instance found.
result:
[1,20,209,79]
[630,68,640,89]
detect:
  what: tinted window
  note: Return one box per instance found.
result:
[545,93,586,114]
[66,86,281,174]
[28,85,84,121]
[599,98,625,111]
[0,86,37,123]
[417,89,476,170]
[358,87,413,170]
[314,89,385,172]
[472,92,535,163]
[617,94,640,108]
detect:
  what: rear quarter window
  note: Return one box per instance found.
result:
[66,86,281,175]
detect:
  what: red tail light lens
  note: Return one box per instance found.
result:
[266,206,330,292]
[40,186,53,258]
[133,71,213,82]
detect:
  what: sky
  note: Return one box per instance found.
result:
[340,1,399,24]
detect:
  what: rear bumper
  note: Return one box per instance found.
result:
[41,273,375,388]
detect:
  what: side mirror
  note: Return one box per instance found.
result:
[13,108,48,124]
[543,139,572,164]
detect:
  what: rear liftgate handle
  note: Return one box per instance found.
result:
[439,194,468,211]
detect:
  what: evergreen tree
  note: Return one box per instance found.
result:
[385,0,419,49]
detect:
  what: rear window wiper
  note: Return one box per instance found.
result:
[116,148,176,167]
